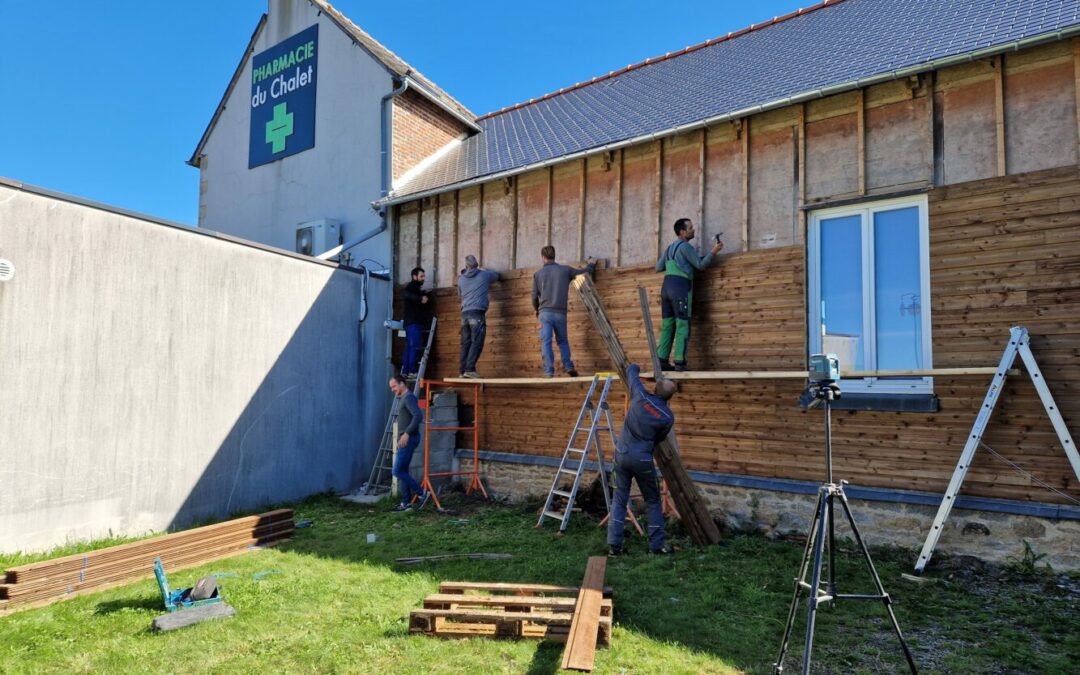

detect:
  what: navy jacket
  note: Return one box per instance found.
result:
[618,364,675,455]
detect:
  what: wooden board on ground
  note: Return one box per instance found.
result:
[409,579,612,646]
[561,556,608,672]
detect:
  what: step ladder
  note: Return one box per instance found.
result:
[363,317,438,495]
[914,326,1080,573]
[537,375,616,532]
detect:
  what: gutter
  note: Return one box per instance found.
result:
[374,25,1080,209]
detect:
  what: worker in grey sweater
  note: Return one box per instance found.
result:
[388,376,429,512]
[531,245,595,377]
[457,255,500,378]
[655,218,723,371]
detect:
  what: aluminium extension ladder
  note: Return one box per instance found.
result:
[363,317,438,495]
[914,326,1080,573]
[537,375,615,532]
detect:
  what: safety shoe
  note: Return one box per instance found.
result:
[674,362,689,372]
[543,373,554,378]
[416,490,432,510]
[648,546,675,555]
[566,369,580,377]
[392,502,413,513]
[462,371,481,379]
[607,545,624,557]
[660,360,674,372]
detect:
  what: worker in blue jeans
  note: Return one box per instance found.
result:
[531,245,595,377]
[607,363,679,555]
[388,376,430,511]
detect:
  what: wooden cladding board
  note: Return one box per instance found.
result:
[399,166,1080,506]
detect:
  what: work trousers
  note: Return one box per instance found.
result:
[459,310,487,373]
[539,310,575,376]
[606,449,665,551]
[658,275,692,364]
[402,323,424,375]
[392,430,423,505]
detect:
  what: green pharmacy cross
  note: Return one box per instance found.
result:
[265,103,294,153]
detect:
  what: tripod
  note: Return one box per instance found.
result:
[773,379,917,674]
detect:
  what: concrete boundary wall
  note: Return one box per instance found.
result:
[0,181,390,553]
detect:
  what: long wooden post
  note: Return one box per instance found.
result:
[573,276,721,546]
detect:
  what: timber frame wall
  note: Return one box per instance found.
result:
[393,40,1080,508]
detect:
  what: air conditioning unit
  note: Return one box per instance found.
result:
[295,218,341,256]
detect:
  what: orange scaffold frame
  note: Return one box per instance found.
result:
[419,379,487,510]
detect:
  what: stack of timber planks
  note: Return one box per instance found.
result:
[573,274,722,546]
[0,509,293,614]
[409,580,613,645]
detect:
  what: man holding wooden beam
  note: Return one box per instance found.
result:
[655,218,723,371]
[607,363,679,555]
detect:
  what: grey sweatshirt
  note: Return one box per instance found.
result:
[457,268,500,313]
[399,390,423,435]
[531,261,595,314]
[655,239,714,278]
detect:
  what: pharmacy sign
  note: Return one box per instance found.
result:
[249,25,318,168]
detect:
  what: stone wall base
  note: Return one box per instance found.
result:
[456,457,1080,571]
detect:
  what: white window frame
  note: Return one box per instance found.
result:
[807,194,933,394]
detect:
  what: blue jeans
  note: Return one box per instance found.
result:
[392,429,423,505]
[402,323,424,375]
[538,310,575,376]
[607,449,665,551]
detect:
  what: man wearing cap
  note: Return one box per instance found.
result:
[655,218,723,371]
[531,245,595,378]
[457,255,500,378]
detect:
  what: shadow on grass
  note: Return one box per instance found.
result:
[93,596,164,615]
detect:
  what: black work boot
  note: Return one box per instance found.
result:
[660,360,674,372]
[607,545,624,557]
[648,546,675,555]
[674,362,689,372]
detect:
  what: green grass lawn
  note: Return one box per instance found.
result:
[1,492,1077,674]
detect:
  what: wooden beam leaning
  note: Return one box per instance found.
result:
[572,275,721,546]
[561,556,607,672]
[994,54,1007,176]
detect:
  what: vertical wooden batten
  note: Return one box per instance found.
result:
[478,183,485,263]
[415,200,423,270]
[453,190,460,269]
[797,104,806,235]
[856,88,866,195]
[995,54,1007,176]
[614,149,623,267]
[510,176,519,269]
[578,157,587,260]
[741,118,750,252]
[655,139,664,259]
[1074,39,1080,164]
[433,195,440,285]
[697,128,707,233]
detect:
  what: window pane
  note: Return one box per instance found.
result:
[819,214,864,371]
[873,206,923,370]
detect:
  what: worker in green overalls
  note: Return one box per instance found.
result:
[655,218,723,371]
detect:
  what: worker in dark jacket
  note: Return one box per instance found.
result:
[389,376,430,512]
[655,218,723,371]
[531,245,595,377]
[457,255,500,378]
[401,267,432,377]
[607,363,679,555]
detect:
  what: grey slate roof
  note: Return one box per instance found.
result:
[387,0,1080,203]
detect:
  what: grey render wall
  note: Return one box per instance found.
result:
[197,0,391,266]
[0,182,390,553]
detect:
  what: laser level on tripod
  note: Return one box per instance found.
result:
[773,354,917,674]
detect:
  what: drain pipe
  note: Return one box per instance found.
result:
[378,76,410,368]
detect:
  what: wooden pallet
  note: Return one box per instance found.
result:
[409,581,612,645]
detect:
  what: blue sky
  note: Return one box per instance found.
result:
[1,0,808,224]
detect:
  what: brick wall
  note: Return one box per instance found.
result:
[393,89,469,183]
